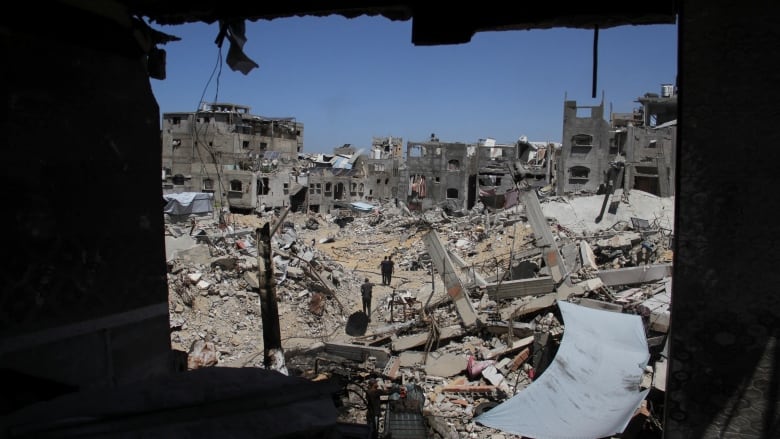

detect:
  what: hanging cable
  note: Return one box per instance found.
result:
[191,44,231,210]
[592,25,599,99]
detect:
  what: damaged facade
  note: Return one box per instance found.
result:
[161,101,568,219]
[557,85,677,197]
[301,139,403,214]
[402,140,478,213]
[514,136,560,191]
[161,102,305,212]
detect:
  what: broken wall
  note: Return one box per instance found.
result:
[362,157,400,201]
[405,141,476,211]
[557,100,612,194]
[668,3,780,438]
[624,125,676,197]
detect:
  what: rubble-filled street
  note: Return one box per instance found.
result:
[165,189,674,438]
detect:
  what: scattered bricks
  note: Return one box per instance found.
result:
[382,356,401,380]
[450,398,470,407]
[508,347,530,372]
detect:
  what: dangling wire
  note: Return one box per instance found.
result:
[213,47,223,104]
[592,25,599,99]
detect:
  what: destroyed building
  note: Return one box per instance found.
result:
[300,150,368,214]
[557,85,677,197]
[402,140,479,212]
[161,102,305,212]
[301,138,404,213]
[514,136,561,191]
[475,138,523,211]
[364,137,404,202]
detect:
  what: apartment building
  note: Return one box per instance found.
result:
[161,102,304,212]
[557,85,677,197]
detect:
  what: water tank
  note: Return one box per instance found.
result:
[661,84,674,98]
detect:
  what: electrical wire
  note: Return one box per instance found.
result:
[191,43,231,210]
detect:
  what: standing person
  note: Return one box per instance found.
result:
[387,255,395,286]
[361,278,374,319]
[380,256,391,285]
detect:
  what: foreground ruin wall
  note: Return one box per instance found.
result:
[667,3,780,438]
[0,4,173,389]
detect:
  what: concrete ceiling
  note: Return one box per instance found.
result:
[124,1,679,45]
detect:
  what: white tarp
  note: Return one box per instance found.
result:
[163,192,214,216]
[475,301,650,439]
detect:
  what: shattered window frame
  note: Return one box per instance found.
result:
[572,133,594,147]
[568,166,590,180]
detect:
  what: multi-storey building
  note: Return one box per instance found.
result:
[161,102,304,212]
[402,136,543,214]
[401,139,476,213]
[557,85,677,197]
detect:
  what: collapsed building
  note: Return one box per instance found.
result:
[161,102,566,219]
[557,85,677,197]
[302,141,403,214]
[161,102,306,212]
[151,185,674,438]
[152,91,678,435]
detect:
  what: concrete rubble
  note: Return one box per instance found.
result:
[165,188,674,438]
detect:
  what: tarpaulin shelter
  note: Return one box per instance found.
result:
[163,192,214,218]
[475,300,650,438]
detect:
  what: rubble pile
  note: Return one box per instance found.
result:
[165,189,674,438]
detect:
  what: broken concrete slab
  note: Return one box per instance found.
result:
[580,240,598,270]
[556,277,604,300]
[323,342,391,368]
[172,244,212,266]
[638,282,671,333]
[482,336,534,360]
[391,325,464,352]
[596,263,672,286]
[485,277,555,300]
[165,235,197,261]
[560,242,580,275]
[577,297,624,313]
[399,351,427,367]
[595,232,641,249]
[499,293,556,321]
[422,231,479,327]
[244,271,259,289]
[424,352,467,377]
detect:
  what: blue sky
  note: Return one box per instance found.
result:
[150,16,678,154]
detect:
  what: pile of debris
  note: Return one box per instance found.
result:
[164,188,673,438]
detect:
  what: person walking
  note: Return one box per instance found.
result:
[387,255,395,285]
[361,278,374,319]
[380,256,391,285]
